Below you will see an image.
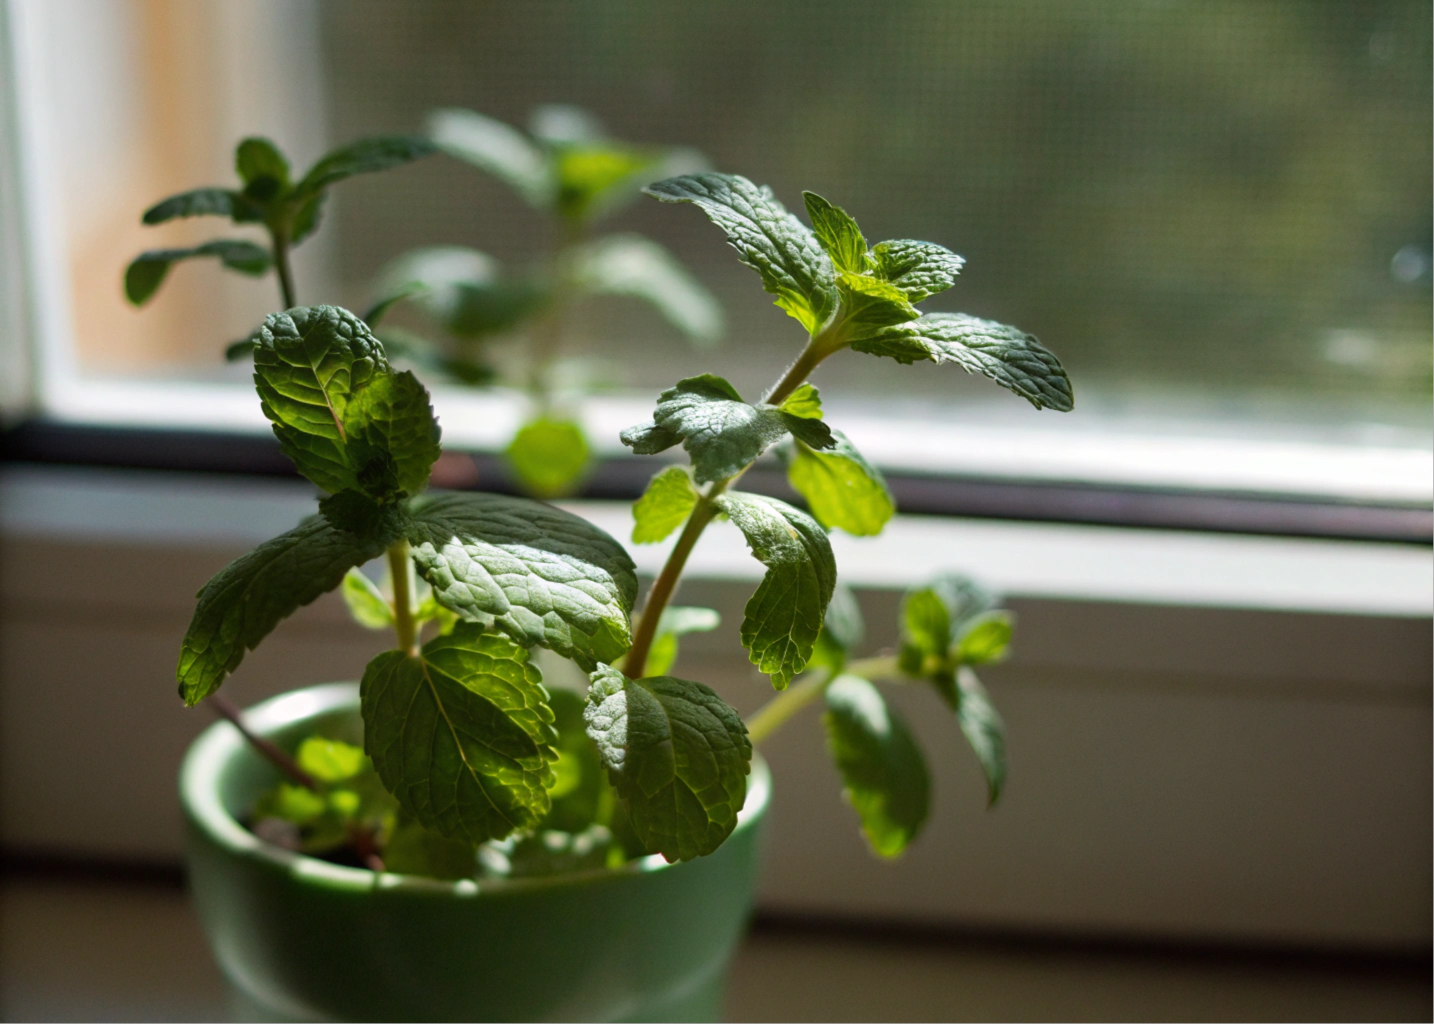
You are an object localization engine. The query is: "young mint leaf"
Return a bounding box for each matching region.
[342,369,442,500]
[254,783,327,826]
[290,193,326,245]
[781,430,894,537]
[838,272,920,330]
[317,490,410,544]
[141,187,260,225]
[954,610,1013,666]
[253,305,386,494]
[871,239,964,302]
[851,313,1074,412]
[714,492,837,689]
[644,173,837,334]
[177,516,389,705]
[899,586,952,673]
[541,689,609,833]
[224,329,262,363]
[124,240,271,306]
[293,136,435,199]
[823,674,931,857]
[362,624,558,845]
[554,144,660,224]
[806,583,863,674]
[428,107,553,208]
[505,418,591,498]
[341,567,392,630]
[645,605,722,677]
[934,667,1007,806]
[234,137,291,199]
[621,374,831,485]
[631,465,698,544]
[405,492,638,670]
[383,814,478,880]
[777,383,823,420]
[295,737,367,784]
[802,191,870,275]
[570,234,723,345]
[529,104,607,145]
[584,665,750,862]
[929,574,997,634]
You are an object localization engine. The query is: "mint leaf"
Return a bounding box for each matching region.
[295,737,366,783]
[584,665,750,862]
[124,240,271,306]
[802,191,870,275]
[317,490,410,544]
[898,586,952,675]
[406,492,638,670]
[341,567,391,630]
[851,313,1073,412]
[177,516,387,704]
[542,689,609,833]
[645,605,721,677]
[342,369,442,500]
[871,239,964,302]
[253,305,386,494]
[235,137,291,199]
[838,272,920,330]
[294,136,435,199]
[427,108,552,208]
[621,374,830,485]
[777,383,823,421]
[644,173,836,334]
[529,104,606,145]
[383,815,478,880]
[808,583,863,674]
[782,430,894,537]
[571,234,722,345]
[631,465,698,544]
[362,624,557,844]
[554,144,660,223]
[290,193,326,245]
[936,667,1006,806]
[714,492,837,689]
[823,674,930,857]
[955,610,1013,666]
[505,418,591,498]
[141,188,259,225]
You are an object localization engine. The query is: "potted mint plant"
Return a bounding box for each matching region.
[136,156,1070,1020]
[365,104,722,497]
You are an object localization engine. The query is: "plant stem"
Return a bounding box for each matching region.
[624,494,721,677]
[844,654,901,681]
[387,540,418,656]
[744,669,832,746]
[207,694,319,790]
[271,227,297,309]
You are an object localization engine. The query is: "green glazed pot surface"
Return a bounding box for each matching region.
[181,682,770,1023]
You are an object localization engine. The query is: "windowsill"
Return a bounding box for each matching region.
[3,463,1429,619]
[35,374,1434,506]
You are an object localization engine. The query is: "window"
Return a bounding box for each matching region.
[3,0,1430,518]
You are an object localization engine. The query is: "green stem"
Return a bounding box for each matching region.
[271,226,297,309]
[387,540,418,656]
[625,333,840,678]
[624,494,721,677]
[744,669,832,746]
[844,655,900,681]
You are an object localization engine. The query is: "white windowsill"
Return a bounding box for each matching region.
[3,463,1429,618]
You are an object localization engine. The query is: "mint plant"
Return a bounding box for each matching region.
[599,172,1073,858]
[162,164,1070,878]
[124,134,433,329]
[365,105,721,497]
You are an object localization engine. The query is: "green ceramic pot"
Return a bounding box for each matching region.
[180,682,770,1023]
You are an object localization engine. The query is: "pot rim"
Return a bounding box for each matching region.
[180,681,772,897]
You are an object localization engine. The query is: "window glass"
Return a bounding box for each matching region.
[17,0,1434,450]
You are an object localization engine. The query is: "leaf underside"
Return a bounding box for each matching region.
[715,492,837,689]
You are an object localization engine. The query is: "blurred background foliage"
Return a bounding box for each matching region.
[317,0,1431,432]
